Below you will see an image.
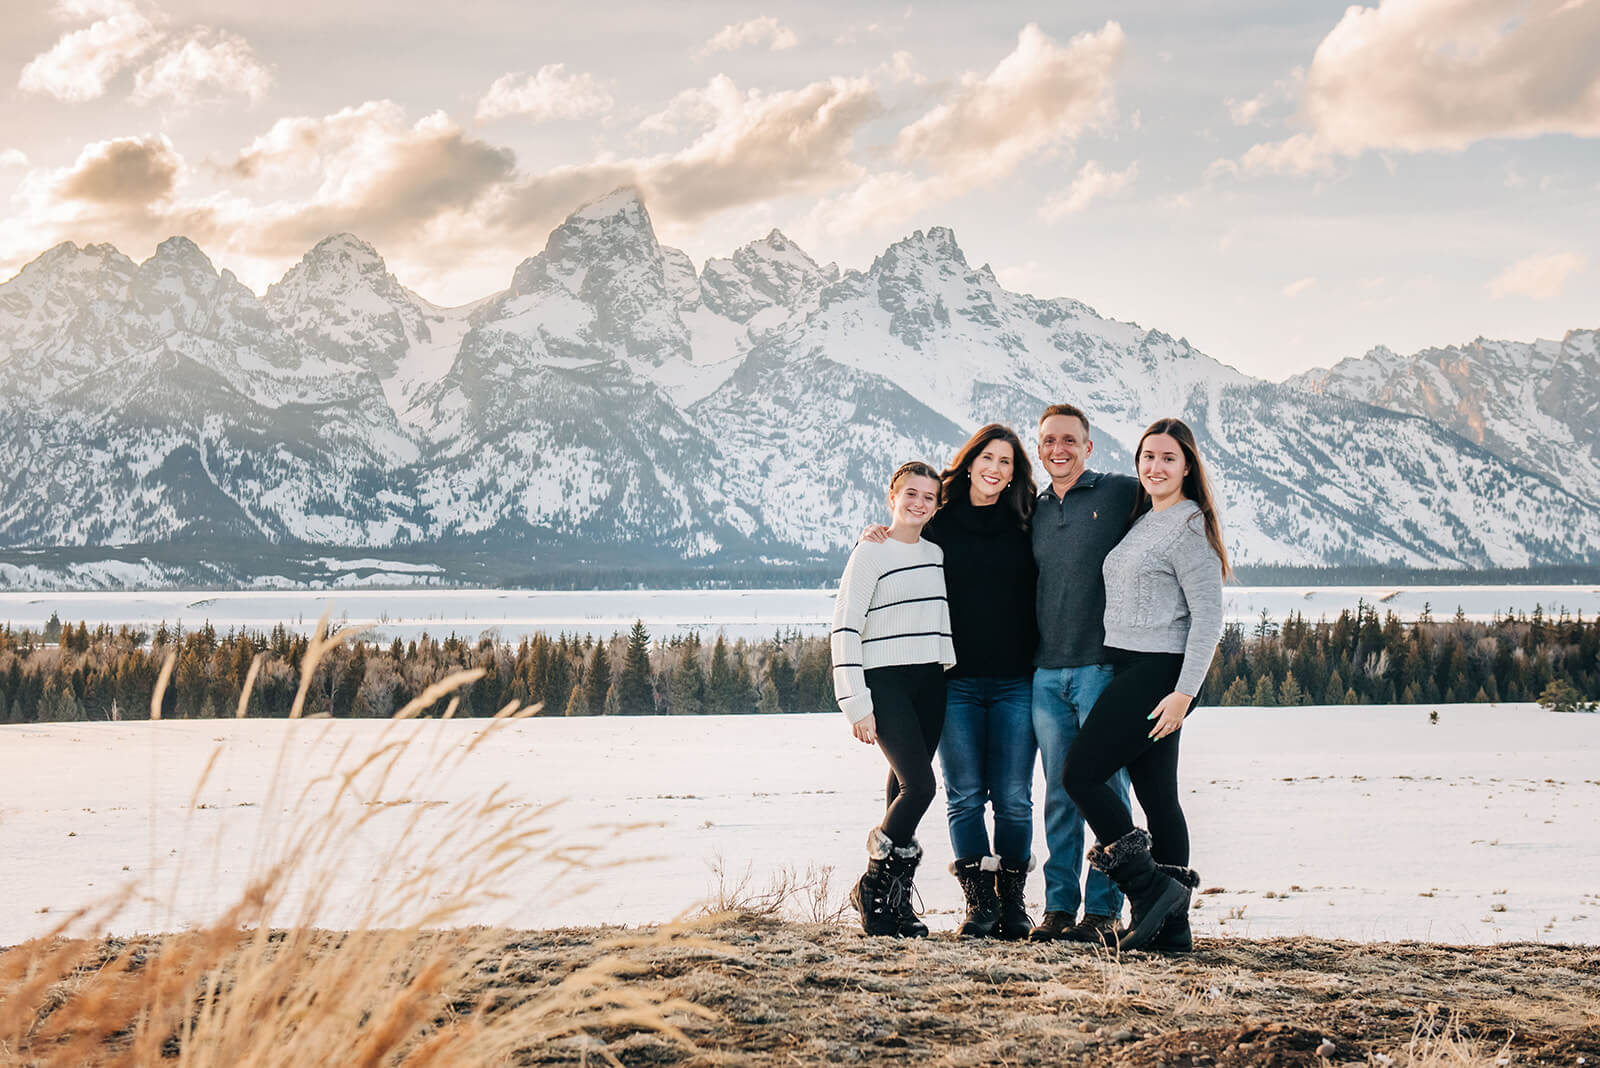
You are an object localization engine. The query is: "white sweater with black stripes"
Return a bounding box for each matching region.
[830,536,957,723]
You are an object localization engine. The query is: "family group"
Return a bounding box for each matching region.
[830,405,1230,953]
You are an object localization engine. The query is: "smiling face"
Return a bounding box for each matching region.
[1037,412,1092,493]
[967,438,1015,506]
[1138,431,1190,508]
[887,473,941,537]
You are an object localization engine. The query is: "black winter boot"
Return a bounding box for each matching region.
[1086,829,1190,952]
[993,857,1035,940]
[1062,912,1121,946]
[950,856,1002,938]
[1149,864,1201,953]
[886,839,929,938]
[850,828,901,936]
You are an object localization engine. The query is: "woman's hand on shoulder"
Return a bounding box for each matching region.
[859,525,889,544]
[1147,691,1192,740]
[852,713,878,744]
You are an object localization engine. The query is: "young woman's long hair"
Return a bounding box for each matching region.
[940,423,1036,529]
[1133,417,1233,580]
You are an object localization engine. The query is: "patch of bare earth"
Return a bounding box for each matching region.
[5,919,1596,1065]
[485,917,1599,1066]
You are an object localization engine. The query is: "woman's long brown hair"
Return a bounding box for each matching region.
[940,423,1036,529]
[1133,417,1233,580]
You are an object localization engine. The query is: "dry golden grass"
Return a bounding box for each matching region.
[0,609,717,1067]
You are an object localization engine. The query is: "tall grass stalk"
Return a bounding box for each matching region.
[0,608,714,1065]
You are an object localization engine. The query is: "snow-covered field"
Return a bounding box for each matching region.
[3,585,1597,642]
[2,704,1596,947]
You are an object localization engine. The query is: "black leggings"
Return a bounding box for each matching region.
[866,663,947,846]
[1061,650,1190,866]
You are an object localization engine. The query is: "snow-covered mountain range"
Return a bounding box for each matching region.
[1287,331,1600,506]
[1,188,1596,588]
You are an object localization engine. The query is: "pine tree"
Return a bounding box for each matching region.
[615,621,656,716]
[333,645,365,717]
[1278,671,1304,706]
[582,642,610,717]
[38,669,80,723]
[766,651,797,714]
[1219,677,1250,706]
[174,648,205,719]
[707,635,735,715]
[43,612,62,645]
[729,648,757,714]
[1251,674,1277,706]
[669,641,706,715]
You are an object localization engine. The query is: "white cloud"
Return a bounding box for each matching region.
[0,149,29,169]
[1486,252,1586,299]
[1039,161,1138,221]
[18,0,272,108]
[799,23,1124,241]
[623,74,877,222]
[1228,94,1268,126]
[893,22,1124,182]
[1236,132,1338,176]
[475,65,614,123]
[702,16,798,55]
[130,28,271,106]
[18,0,161,102]
[1283,276,1316,298]
[1230,0,1600,176]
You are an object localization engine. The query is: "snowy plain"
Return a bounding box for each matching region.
[2,704,1596,948]
[3,585,1598,643]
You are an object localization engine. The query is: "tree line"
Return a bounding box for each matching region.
[1,601,1596,724]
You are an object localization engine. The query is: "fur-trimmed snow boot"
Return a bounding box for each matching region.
[1085,829,1190,952]
[850,828,901,936]
[886,838,929,938]
[993,856,1036,940]
[1149,864,1201,953]
[950,856,1002,938]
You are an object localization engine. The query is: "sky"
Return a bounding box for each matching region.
[1,0,1596,381]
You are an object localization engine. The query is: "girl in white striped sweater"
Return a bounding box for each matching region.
[832,460,957,936]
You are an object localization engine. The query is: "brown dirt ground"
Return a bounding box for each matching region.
[487,916,1600,1067]
[6,917,1597,1066]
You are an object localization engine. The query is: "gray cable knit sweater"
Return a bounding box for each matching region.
[1100,499,1224,696]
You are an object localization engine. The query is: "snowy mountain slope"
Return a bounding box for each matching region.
[691,224,1599,565]
[1,186,1596,583]
[1287,330,1600,505]
[0,238,423,548]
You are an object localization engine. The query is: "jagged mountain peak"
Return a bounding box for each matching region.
[882,226,966,265]
[8,241,135,286]
[310,232,383,260]
[570,185,650,224]
[148,235,215,271]
[267,233,405,306]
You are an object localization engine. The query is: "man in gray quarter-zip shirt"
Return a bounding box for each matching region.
[1025,403,1139,944]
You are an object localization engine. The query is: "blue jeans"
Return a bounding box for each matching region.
[1033,665,1129,917]
[937,675,1036,865]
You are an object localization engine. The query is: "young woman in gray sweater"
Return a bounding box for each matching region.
[1062,417,1230,952]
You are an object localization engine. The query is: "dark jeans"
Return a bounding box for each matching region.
[937,674,1035,864]
[1061,649,1190,867]
[866,662,947,846]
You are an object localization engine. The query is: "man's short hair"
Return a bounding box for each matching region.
[1039,403,1090,439]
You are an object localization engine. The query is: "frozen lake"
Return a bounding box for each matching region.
[2,703,1596,947]
[3,585,1598,642]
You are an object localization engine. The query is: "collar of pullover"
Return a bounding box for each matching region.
[1039,470,1104,503]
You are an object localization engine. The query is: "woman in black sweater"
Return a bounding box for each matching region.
[864,424,1039,937]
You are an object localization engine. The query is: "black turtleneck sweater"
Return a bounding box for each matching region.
[922,492,1038,679]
